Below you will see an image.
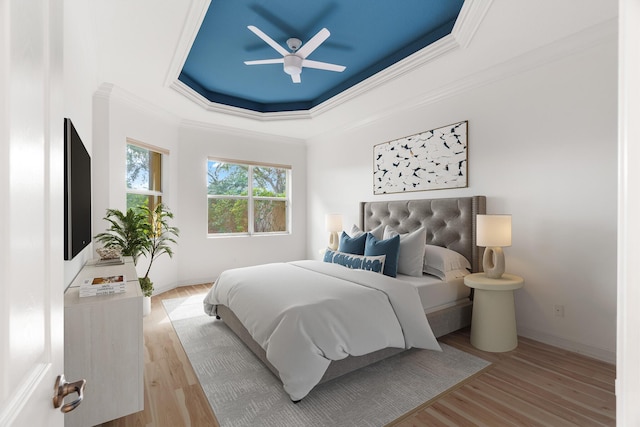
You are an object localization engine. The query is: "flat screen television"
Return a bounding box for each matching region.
[64,118,92,260]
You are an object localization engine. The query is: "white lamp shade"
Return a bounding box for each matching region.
[325,214,343,233]
[477,214,512,247]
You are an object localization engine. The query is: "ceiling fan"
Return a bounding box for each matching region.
[244,25,346,83]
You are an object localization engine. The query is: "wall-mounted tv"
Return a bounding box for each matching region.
[64,118,92,260]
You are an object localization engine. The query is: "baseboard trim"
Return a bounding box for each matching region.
[518,327,615,365]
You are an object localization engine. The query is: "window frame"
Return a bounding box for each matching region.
[126,138,168,211]
[207,157,291,237]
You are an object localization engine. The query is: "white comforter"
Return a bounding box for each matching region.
[203,260,441,401]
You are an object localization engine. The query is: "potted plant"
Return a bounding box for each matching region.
[94,208,149,265]
[94,204,179,315]
[138,203,180,299]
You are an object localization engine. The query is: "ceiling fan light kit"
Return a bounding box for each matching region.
[283,55,302,76]
[244,25,346,83]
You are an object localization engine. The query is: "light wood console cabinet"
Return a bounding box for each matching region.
[64,257,143,426]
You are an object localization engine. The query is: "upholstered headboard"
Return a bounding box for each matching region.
[359,196,486,273]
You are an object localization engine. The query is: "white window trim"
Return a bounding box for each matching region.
[126,188,163,197]
[207,158,291,237]
[127,137,170,156]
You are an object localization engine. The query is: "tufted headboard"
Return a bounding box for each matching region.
[359,196,486,273]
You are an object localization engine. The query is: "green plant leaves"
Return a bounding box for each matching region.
[94,204,179,296]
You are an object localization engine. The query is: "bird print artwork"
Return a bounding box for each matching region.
[373,121,467,194]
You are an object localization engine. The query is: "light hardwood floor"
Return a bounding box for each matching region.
[100,284,615,427]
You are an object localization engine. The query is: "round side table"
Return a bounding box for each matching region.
[464,273,524,352]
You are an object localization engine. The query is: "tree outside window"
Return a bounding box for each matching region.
[207,159,290,235]
[126,142,163,210]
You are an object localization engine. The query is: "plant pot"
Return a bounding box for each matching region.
[138,277,153,317]
[142,295,151,317]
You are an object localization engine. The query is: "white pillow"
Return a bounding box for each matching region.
[423,245,471,281]
[349,223,384,240]
[383,226,426,277]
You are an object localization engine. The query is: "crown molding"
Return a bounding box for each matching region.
[96,81,304,143]
[95,82,180,124]
[407,17,617,111]
[309,18,617,141]
[309,34,461,118]
[170,79,312,121]
[180,117,305,145]
[165,0,493,121]
[93,82,115,100]
[163,0,211,88]
[451,0,493,48]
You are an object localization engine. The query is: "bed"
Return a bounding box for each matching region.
[203,195,486,401]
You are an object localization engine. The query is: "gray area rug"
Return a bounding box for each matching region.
[164,295,490,427]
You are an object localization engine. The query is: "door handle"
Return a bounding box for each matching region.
[52,374,86,413]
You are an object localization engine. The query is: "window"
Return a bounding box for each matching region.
[207,159,290,235]
[126,140,166,210]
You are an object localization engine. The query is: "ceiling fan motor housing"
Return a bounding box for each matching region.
[286,37,301,51]
[283,55,302,75]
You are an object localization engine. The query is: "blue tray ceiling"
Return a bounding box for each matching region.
[179,0,464,113]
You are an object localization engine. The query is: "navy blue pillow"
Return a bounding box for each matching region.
[364,233,400,277]
[338,231,367,255]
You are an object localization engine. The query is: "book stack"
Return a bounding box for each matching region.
[80,275,126,297]
[94,256,124,266]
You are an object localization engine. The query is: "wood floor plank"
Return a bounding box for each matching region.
[99,284,615,427]
[478,372,601,426]
[457,377,569,427]
[496,356,615,416]
[435,392,519,427]
[452,382,551,427]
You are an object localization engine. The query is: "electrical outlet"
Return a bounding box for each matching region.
[554,304,565,318]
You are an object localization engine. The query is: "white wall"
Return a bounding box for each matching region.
[176,122,307,286]
[92,84,181,294]
[62,0,100,285]
[307,36,618,362]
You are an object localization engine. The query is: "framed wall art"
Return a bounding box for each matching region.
[373,121,468,194]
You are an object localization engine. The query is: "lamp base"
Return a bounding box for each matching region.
[483,246,505,279]
[328,232,339,251]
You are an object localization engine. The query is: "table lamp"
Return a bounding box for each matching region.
[325,214,342,251]
[477,214,512,279]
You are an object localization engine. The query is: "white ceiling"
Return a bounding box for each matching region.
[88,0,617,140]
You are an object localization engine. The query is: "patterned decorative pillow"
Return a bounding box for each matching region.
[323,249,386,274]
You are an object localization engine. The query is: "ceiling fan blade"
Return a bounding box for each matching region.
[291,74,301,83]
[244,58,284,65]
[247,25,288,56]
[296,28,330,59]
[302,59,345,72]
